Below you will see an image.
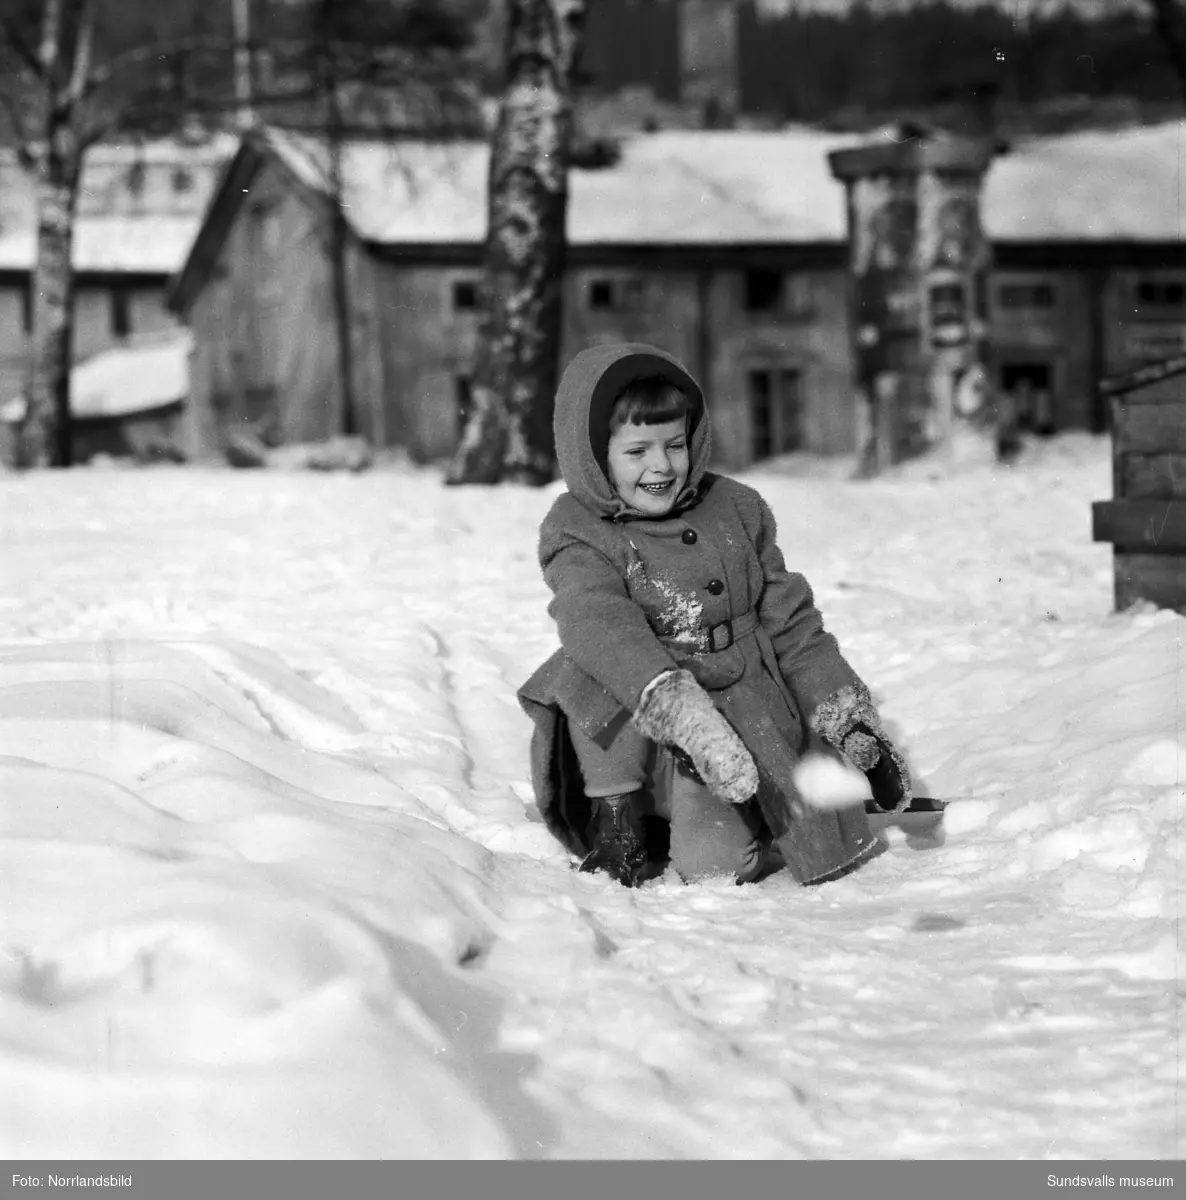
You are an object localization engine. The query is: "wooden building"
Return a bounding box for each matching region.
[0,138,229,412]
[169,122,1186,469]
[1093,353,1186,612]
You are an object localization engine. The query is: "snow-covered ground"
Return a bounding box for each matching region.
[0,433,1178,1160]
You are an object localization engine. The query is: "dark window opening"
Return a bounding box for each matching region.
[21,283,32,333]
[587,277,649,312]
[748,368,803,461]
[1000,361,1054,435]
[745,269,784,312]
[997,282,1057,310]
[452,280,479,310]
[455,376,473,436]
[171,166,193,193]
[1136,280,1186,308]
[587,279,616,310]
[750,371,772,459]
[125,160,146,197]
[110,287,132,338]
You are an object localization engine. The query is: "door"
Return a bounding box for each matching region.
[999,360,1054,434]
[748,367,804,462]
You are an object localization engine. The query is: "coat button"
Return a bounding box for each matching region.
[681,529,697,545]
[706,578,724,595]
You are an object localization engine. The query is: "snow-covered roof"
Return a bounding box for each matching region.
[983,122,1186,242]
[263,126,859,245]
[2,120,1181,281]
[259,120,1186,248]
[1,331,192,422]
[0,137,233,275]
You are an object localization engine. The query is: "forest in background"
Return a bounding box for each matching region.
[0,1,1180,144]
[580,0,1184,132]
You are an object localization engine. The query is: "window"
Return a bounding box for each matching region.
[110,287,132,337]
[748,368,803,461]
[125,160,146,197]
[997,282,1057,310]
[588,279,614,310]
[586,277,649,312]
[744,269,784,313]
[171,166,194,194]
[22,283,32,333]
[999,362,1055,435]
[1136,279,1186,308]
[455,375,473,435]
[452,280,479,311]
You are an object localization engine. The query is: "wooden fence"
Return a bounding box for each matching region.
[1092,353,1186,612]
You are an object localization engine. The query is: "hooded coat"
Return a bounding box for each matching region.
[518,343,877,884]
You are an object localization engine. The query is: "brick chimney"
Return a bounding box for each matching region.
[678,0,739,128]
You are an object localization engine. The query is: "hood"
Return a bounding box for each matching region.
[553,343,712,520]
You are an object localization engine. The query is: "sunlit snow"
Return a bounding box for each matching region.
[0,433,1178,1159]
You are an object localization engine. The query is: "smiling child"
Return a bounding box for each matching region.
[518,343,913,887]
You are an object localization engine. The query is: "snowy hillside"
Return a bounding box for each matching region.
[0,433,1178,1159]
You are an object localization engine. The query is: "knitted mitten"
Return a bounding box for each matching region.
[633,669,759,805]
[809,682,912,813]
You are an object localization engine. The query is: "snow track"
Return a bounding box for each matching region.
[0,439,1179,1158]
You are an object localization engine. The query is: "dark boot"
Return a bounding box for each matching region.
[579,791,648,887]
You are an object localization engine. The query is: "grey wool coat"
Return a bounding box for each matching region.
[518,343,877,883]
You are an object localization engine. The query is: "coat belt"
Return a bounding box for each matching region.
[661,608,761,655]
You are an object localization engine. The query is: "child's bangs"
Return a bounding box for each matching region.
[610,379,693,430]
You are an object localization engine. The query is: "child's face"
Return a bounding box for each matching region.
[606,417,690,517]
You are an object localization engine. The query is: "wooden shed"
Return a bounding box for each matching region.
[1092,354,1186,611]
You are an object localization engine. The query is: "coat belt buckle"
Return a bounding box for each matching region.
[707,619,734,652]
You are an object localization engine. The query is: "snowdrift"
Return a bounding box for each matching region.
[0,641,515,1158]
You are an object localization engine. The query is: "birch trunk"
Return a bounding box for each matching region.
[20,132,81,468]
[445,0,587,486]
[17,0,91,468]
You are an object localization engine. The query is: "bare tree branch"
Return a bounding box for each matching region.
[64,0,95,107]
[0,84,37,166]
[38,0,62,79]
[0,14,47,79]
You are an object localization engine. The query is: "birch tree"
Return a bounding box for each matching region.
[446,0,588,486]
[3,0,95,467]
[0,0,235,467]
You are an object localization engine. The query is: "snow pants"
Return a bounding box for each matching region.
[567,715,765,882]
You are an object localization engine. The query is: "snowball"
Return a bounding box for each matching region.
[792,752,872,810]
